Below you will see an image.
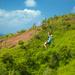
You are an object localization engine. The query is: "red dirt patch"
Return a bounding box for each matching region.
[0,29,36,48]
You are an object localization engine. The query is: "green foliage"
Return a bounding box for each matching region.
[57,60,75,75]
[18,40,27,49]
[49,52,59,69]
[59,46,72,65]
[0,63,8,75]
[17,29,26,34]
[0,14,75,75]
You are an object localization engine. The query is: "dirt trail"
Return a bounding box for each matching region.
[0,29,36,48]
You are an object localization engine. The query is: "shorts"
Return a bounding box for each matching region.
[45,41,51,45]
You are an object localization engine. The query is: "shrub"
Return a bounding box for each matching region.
[2,53,14,70]
[49,52,60,69]
[17,30,26,34]
[59,46,72,65]
[18,40,26,49]
[0,63,8,75]
[18,40,24,45]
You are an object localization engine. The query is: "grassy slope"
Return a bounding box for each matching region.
[0,14,75,75]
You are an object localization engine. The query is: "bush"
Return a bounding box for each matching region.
[18,40,26,49]
[49,52,60,69]
[0,63,8,75]
[59,46,72,65]
[2,53,14,70]
[17,30,26,34]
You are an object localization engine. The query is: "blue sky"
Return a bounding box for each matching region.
[0,0,75,34]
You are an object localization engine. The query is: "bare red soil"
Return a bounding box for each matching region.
[0,29,36,48]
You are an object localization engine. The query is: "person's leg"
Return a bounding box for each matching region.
[44,41,47,48]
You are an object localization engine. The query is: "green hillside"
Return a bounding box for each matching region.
[0,14,75,75]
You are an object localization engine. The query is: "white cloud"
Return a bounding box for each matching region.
[0,9,41,25]
[24,0,36,7]
[0,9,42,33]
[72,6,75,13]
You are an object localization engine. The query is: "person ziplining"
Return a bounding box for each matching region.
[44,32,53,48]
